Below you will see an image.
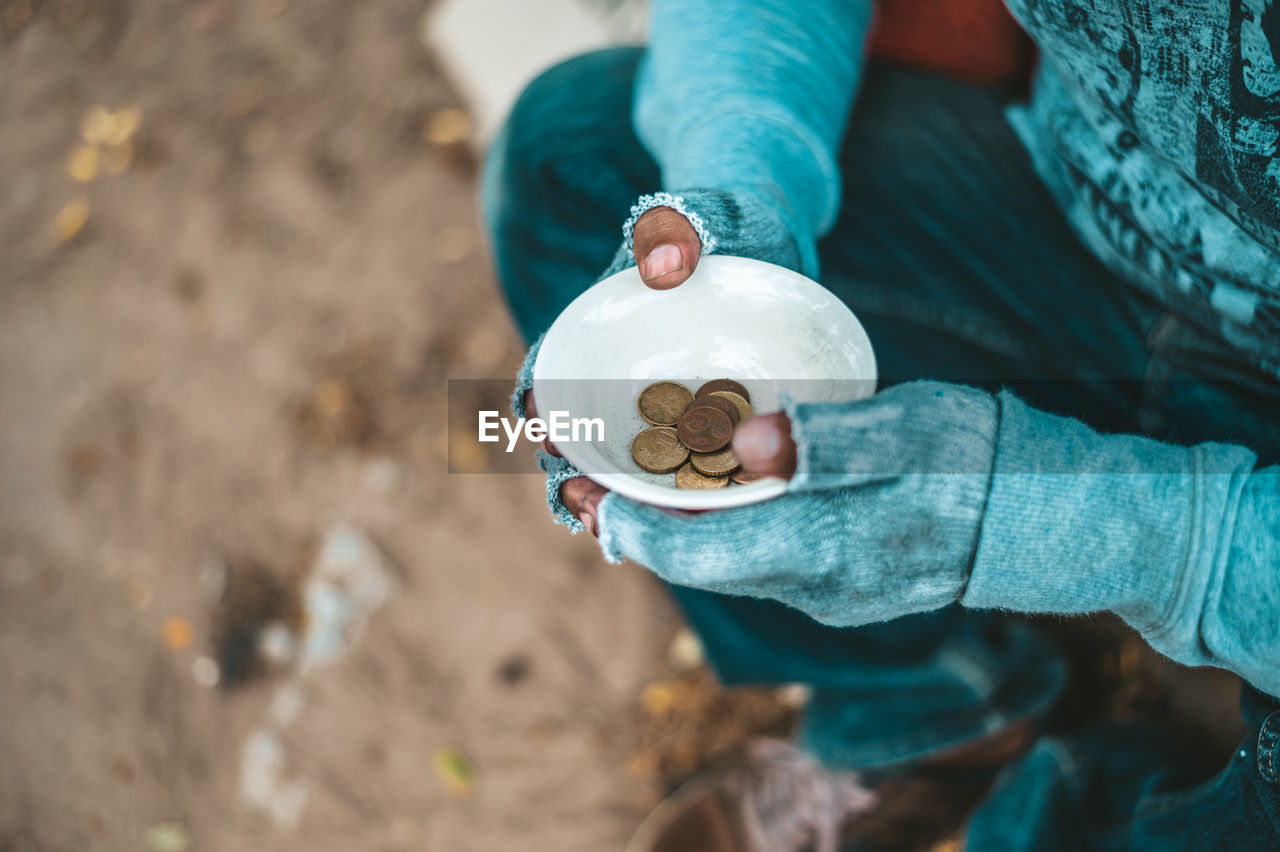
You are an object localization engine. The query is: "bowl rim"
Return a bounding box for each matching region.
[532,255,876,510]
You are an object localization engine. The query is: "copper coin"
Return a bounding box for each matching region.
[676,406,733,453]
[710,390,752,422]
[675,461,728,490]
[685,392,739,425]
[637,381,693,426]
[730,469,769,485]
[631,426,689,473]
[696,379,750,403]
[690,446,740,476]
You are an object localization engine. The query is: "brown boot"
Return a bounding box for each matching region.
[627,739,875,852]
[627,723,1034,852]
[841,720,1034,851]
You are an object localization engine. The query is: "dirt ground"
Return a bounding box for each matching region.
[0,2,719,849]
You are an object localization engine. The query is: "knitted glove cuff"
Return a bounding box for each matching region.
[538,450,588,533]
[512,337,587,533]
[621,188,815,277]
[622,191,718,262]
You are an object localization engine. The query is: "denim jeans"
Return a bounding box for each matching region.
[482,48,1280,849]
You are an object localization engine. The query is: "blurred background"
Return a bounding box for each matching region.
[0,1,804,849]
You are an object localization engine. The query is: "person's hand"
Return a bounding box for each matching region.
[519,386,611,533]
[517,188,813,533]
[631,205,702,289]
[594,381,1001,628]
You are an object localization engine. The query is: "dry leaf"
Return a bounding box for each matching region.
[67,145,100,182]
[162,616,194,651]
[640,680,681,716]
[312,378,351,418]
[447,437,488,474]
[80,105,114,145]
[667,627,705,671]
[422,108,472,147]
[103,104,142,147]
[432,746,475,797]
[145,822,190,852]
[54,196,90,242]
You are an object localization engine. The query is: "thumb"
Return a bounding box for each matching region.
[732,412,797,479]
[632,206,701,289]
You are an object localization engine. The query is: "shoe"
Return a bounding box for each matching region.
[626,739,876,852]
[841,720,1033,851]
[627,722,1033,852]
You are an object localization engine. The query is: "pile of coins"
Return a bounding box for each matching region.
[630,379,766,489]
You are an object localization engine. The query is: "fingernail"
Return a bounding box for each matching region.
[733,418,781,468]
[643,244,682,280]
[578,511,596,536]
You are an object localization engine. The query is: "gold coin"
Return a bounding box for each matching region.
[631,426,689,473]
[690,446,740,476]
[638,381,693,426]
[710,390,752,422]
[730,469,769,485]
[686,392,740,425]
[677,405,733,452]
[675,462,728,490]
[696,378,751,402]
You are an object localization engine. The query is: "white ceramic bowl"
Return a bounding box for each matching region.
[533,255,877,509]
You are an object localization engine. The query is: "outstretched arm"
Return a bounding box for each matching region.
[595,383,1280,698]
[963,395,1280,696]
[634,0,872,277]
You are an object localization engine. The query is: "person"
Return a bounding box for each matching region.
[481,0,1280,848]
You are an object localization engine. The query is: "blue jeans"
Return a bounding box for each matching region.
[483,48,1280,849]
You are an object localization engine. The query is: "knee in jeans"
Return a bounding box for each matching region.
[488,47,643,190]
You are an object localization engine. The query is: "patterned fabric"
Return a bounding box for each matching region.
[1003,0,1280,374]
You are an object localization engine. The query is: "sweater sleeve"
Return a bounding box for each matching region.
[963,391,1280,697]
[633,0,872,273]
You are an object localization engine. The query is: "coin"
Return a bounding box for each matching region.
[675,461,729,489]
[677,406,734,453]
[696,379,750,403]
[690,446,740,476]
[730,469,769,484]
[638,381,694,426]
[686,392,740,425]
[710,390,752,422]
[631,426,689,473]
